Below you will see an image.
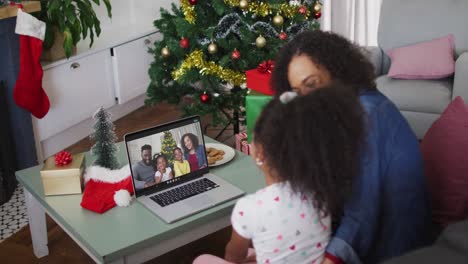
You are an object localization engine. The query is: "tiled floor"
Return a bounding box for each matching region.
[0,185,28,242]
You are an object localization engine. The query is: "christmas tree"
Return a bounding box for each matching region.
[146,0,322,129]
[90,107,119,170]
[161,131,178,166]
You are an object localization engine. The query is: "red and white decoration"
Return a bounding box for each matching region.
[235,132,251,156]
[14,9,50,119]
[80,165,134,214]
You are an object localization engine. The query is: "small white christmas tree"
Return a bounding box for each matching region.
[90,107,119,170]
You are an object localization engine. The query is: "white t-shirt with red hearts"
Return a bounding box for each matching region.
[231,182,331,264]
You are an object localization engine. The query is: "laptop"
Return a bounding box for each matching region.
[124,116,245,223]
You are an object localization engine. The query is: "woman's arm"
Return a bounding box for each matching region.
[225,229,250,263]
[325,108,382,264]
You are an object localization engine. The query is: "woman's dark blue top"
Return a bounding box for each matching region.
[325,90,432,264]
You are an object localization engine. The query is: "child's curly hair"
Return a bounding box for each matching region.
[271,30,376,95]
[254,84,365,219]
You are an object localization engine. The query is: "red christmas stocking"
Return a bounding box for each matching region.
[13,9,50,119]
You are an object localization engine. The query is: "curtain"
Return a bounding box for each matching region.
[322,0,382,46]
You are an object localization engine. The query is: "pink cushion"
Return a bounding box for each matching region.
[421,96,468,226]
[387,35,455,79]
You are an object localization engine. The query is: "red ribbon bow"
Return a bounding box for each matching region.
[257,60,275,74]
[55,150,73,166]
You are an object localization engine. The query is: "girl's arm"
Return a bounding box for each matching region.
[154,172,162,184]
[225,229,250,263]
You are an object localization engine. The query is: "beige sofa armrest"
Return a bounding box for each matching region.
[453,52,468,101]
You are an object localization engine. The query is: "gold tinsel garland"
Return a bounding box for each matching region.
[224,0,305,19]
[181,0,196,24]
[172,50,246,86]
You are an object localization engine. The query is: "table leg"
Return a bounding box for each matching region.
[24,187,49,258]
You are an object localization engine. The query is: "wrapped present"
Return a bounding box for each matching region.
[245,60,275,95]
[40,153,86,196]
[235,132,248,152]
[235,131,252,155]
[246,91,272,142]
[241,140,252,156]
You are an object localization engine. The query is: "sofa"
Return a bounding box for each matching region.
[365,0,468,139]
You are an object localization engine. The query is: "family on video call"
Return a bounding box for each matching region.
[132,132,207,190]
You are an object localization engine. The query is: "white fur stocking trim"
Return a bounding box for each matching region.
[15,9,46,40]
[84,164,131,183]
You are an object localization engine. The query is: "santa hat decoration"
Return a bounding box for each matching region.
[81,165,135,214]
[14,8,50,118]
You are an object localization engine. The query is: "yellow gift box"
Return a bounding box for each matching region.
[40,153,86,196]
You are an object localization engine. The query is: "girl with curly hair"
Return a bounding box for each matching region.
[194,85,365,264]
[271,30,431,264]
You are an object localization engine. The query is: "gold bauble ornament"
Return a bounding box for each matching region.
[208,43,218,54]
[273,14,284,27]
[239,0,249,10]
[161,47,170,58]
[256,35,267,48]
[313,1,322,13]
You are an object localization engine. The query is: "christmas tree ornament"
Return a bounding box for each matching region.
[13,9,50,119]
[239,0,249,10]
[208,42,218,54]
[180,37,190,49]
[161,47,171,57]
[313,1,322,13]
[273,14,284,27]
[279,31,288,41]
[314,11,322,19]
[200,92,210,103]
[231,49,241,60]
[298,5,307,15]
[188,0,198,5]
[256,35,267,48]
[213,93,220,97]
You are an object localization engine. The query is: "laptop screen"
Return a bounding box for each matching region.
[125,116,209,197]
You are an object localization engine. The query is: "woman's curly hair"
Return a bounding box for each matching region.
[271,30,376,95]
[254,84,365,219]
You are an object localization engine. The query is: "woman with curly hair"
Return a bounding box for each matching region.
[271,30,431,264]
[181,133,207,171]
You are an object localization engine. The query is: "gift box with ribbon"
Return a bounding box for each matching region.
[246,91,273,142]
[235,132,252,156]
[40,152,86,196]
[245,60,275,95]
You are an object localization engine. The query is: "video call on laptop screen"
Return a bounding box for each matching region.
[126,117,208,193]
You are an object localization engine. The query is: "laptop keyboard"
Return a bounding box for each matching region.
[150,178,220,207]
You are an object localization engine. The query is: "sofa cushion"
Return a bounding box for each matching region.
[421,97,468,227]
[387,35,455,79]
[376,75,452,114]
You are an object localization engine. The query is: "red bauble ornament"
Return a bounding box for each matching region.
[188,0,198,5]
[279,31,288,41]
[231,49,241,60]
[180,38,189,49]
[314,12,322,19]
[55,150,73,166]
[200,92,210,103]
[298,6,307,15]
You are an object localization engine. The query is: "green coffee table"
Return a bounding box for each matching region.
[16,137,264,263]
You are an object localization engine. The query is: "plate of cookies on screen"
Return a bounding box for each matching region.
[205,143,236,167]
